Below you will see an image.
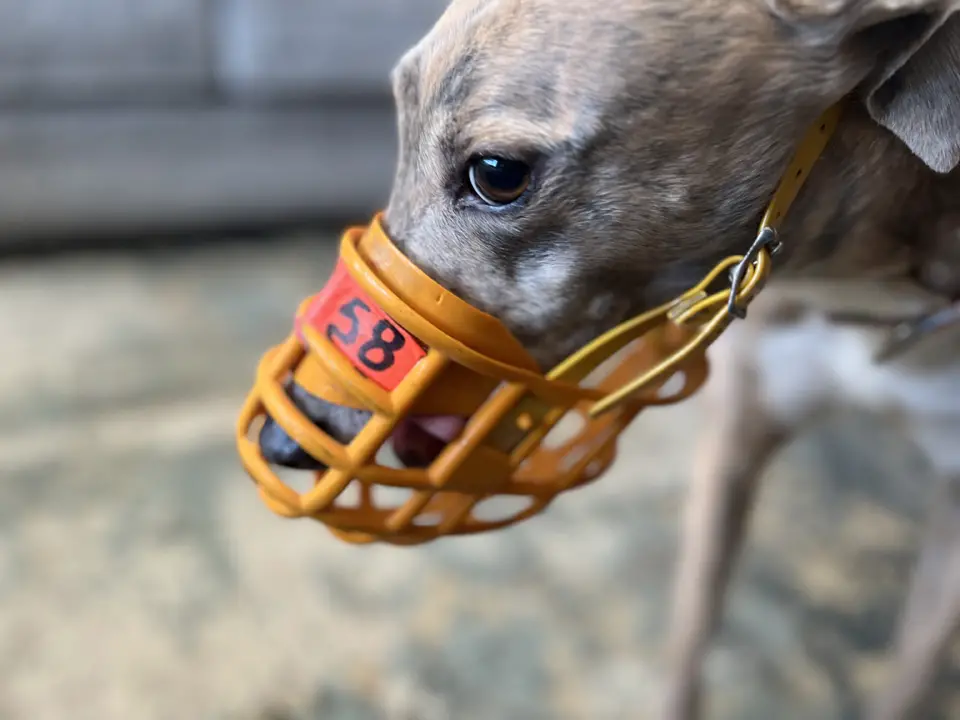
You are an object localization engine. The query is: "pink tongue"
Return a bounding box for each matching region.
[411,415,467,442]
[390,415,467,468]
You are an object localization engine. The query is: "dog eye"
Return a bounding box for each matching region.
[467,156,531,206]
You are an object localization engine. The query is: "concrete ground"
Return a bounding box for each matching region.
[0,232,956,720]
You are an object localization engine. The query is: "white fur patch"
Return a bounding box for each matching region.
[747,293,960,474]
[508,248,580,329]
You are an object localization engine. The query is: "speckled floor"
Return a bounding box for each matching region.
[0,234,956,720]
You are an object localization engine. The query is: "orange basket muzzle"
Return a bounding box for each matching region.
[236,214,771,546]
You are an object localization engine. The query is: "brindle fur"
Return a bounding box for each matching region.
[259,1,960,716]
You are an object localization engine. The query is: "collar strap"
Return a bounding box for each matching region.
[761,103,843,231]
[729,102,844,318]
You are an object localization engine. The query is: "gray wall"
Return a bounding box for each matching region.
[0,0,449,244]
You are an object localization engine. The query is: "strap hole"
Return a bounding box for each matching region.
[413,512,444,527]
[560,446,587,472]
[657,371,687,399]
[542,411,587,450]
[472,496,534,523]
[582,343,636,389]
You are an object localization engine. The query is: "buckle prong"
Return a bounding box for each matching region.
[726,226,780,320]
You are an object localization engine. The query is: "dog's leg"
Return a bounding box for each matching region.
[869,473,960,720]
[662,315,806,720]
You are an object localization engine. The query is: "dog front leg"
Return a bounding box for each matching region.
[661,325,793,720]
[869,474,960,720]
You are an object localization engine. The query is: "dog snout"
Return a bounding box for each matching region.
[258,416,327,470]
[257,383,372,470]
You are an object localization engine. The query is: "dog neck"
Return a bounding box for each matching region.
[777,101,960,298]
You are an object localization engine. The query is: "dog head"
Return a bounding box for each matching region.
[260,0,960,469]
[384,0,959,365]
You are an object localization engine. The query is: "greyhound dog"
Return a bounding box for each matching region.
[258,0,960,716]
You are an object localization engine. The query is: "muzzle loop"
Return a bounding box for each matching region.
[585,245,772,417]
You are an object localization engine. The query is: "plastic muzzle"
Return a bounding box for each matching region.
[235,214,779,546]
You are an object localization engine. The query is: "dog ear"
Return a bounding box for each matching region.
[769,0,960,173]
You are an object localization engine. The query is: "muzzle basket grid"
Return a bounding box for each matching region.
[237,216,772,546]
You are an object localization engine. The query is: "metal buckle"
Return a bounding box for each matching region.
[726,226,781,320]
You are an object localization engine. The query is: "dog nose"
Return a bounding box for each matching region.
[258,416,328,470]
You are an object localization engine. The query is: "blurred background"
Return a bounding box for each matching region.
[0,1,956,718]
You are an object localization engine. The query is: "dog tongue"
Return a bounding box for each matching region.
[391,415,467,468]
[411,415,467,442]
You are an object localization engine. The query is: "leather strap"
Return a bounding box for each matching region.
[760,103,844,232]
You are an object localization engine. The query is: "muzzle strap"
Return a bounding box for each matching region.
[583,102,844,416]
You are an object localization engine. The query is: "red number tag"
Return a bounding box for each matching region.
[295,260,427,391]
